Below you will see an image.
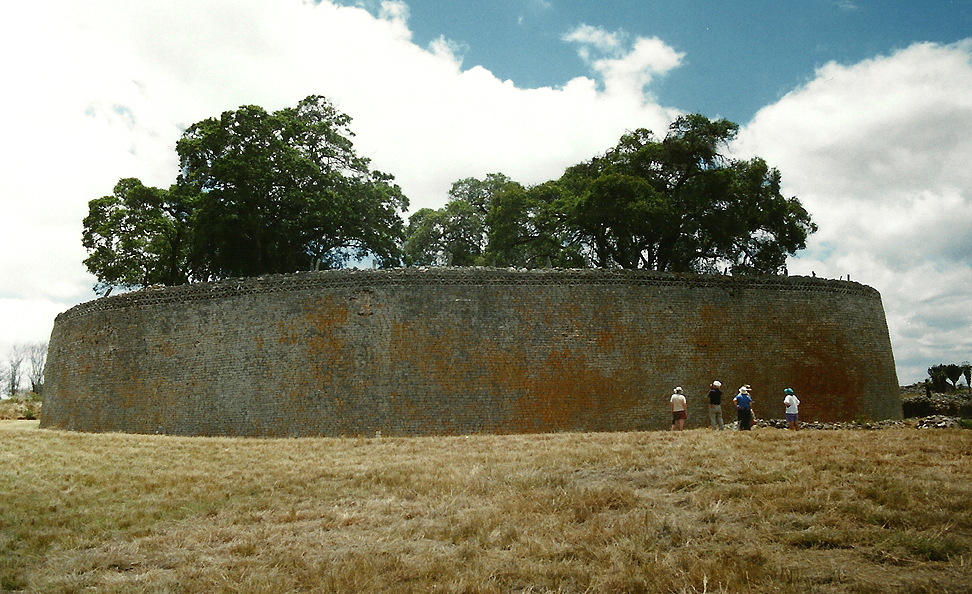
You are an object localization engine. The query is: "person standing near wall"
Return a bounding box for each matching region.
[670,386,687,431]
[783,388,800,430]
[708,380,724,430]
[734,386,753,430]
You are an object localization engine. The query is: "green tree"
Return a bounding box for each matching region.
[403,174,516,266]
[83,96,408,293]
[484,181,587,268]
[177,95,408,279]
[402,201,483,266]
[82,178,192,294]
[433,115,816,273]
[402,208,445,266]
[558,114,817,273]
[928,364,950,392]
[944,363,965,391]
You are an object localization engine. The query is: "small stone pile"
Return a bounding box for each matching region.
[913,415,964,429]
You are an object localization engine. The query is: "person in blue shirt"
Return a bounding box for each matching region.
[733,386,754,430]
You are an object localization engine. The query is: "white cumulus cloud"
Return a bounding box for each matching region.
[563,24,685,99]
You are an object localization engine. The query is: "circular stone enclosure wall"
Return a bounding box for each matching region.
[40,268,901,436]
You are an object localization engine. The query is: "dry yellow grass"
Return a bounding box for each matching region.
[0,400,40,421]
[2,420,971,593]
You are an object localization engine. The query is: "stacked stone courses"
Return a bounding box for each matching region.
[40,268,901,437]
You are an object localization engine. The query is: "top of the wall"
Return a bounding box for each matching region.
[58,268,879,322]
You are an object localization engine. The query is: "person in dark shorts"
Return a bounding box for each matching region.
[670,386,687,431]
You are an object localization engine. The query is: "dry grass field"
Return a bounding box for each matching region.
[2,420,971,594]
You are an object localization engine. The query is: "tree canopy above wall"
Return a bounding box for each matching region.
[405,115,817,275]
[82,96,408,295]
[83,104,815,296]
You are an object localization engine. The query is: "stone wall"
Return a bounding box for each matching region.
[40,268,901,436]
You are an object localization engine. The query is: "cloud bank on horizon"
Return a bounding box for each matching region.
[1,0,969,385]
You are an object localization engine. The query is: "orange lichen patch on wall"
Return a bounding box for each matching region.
[411,323,474,385]
[280,295,346,349]
[278,295,349,388]
[513,349,619,433]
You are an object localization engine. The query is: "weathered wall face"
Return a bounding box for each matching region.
[40,269,901,436]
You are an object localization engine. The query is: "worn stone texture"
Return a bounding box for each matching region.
[40,268,901,436]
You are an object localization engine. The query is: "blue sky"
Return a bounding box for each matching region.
[1,0,971,386]
[392,0,972,122]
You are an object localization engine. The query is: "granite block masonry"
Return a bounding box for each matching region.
[40,268,901,436]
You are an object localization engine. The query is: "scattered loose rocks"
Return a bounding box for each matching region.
[901,393,972,418]
[912,415,965,429]
[750,416,966,430]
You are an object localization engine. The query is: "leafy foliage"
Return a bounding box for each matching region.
[404,114,816,274]
[82,178,192,293]
[83,96,408,294]
[404,174,517,266]
[485,181,588,268]
[87,109,814,293]
[560,114,816,273]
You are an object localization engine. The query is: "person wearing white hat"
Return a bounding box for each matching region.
[670,386,687,431]
[733,386,754,430]
[707,380,724,430]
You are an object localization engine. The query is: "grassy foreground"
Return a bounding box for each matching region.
[2,421,971,593]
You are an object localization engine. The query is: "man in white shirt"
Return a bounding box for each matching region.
[783,388,800,431]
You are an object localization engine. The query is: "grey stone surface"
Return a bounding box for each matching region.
[41,268,901,436]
